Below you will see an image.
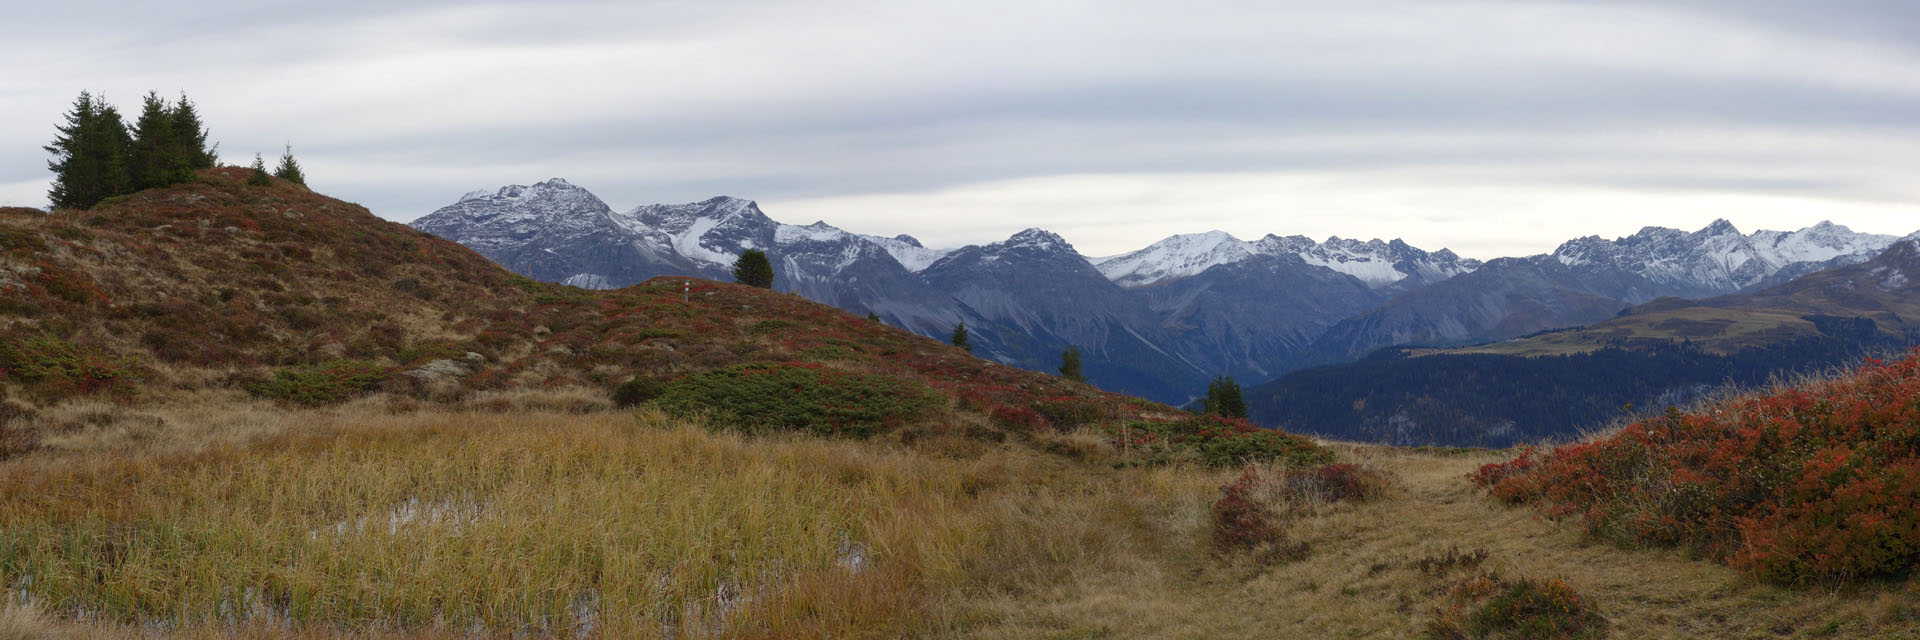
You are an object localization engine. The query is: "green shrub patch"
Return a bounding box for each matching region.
[0,334,138,396]
[1107,415,1333,467]
[247,359,388,406]
[657,361,943,437]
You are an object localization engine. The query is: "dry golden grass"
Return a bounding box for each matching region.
[2,398,1916,639]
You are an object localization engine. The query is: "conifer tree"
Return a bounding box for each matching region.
[273,142,305,185]
[169,92,216,169]
[129,91,190,191]
[731,249,774,288]
[1059,346,1085,382]
[248,153,271,186]
[950,322,971,353]
[44,91,132,210]
[1204,375,1248,419]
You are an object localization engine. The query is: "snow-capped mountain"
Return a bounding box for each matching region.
[1552,219,1897,297]
[1302,219,1901,364]
[410,179,709,288]
[1093,231,1480,290]
[415,178,612,255]
[1093,231,1259,287]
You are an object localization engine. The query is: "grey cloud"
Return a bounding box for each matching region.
[3,0,1918,249]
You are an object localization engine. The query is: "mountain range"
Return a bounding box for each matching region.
[411,179,1907,404]
[1245,233,1920,446]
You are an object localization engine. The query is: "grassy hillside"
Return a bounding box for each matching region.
[2,173,1917,637]
[0,167,1318,453]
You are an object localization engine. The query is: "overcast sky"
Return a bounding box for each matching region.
[4,1,1919,258]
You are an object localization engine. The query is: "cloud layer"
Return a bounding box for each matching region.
[4,0,1918,257]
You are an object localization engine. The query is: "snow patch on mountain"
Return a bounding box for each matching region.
[1750,221,1895,267]
[1299,238,1411,287]
[1093,231,1256,287]
[1098,231,1473,289]
[863,234,951,272]
[562,273,617,290]
[775,221,847,245]
[669,216,734,265]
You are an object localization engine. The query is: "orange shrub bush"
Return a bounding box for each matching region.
[1473,351,1920,584]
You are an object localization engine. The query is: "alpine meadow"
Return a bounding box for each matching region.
[9,3,1920,638]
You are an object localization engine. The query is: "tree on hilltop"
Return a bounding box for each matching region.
[1204,375,1247,419]
[273,142,305,185]
[951,322,971,353]
[169,92,217,169]
[44,91,132,210]
[129,91,191,191]
[1059,346,1085,383]
[248,153,271,186]
[732,249,774,288]
[46,90,221,210]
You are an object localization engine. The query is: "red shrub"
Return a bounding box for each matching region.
[1212,467,1282,552]
[989,404,1052,432]
[1473,352,1920,584]
[1283,462,1393,503]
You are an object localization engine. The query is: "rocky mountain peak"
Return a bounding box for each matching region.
[1003,228,1072,251]
[1698,218,1741,236]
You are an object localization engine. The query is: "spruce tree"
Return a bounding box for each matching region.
[1204,375,1248,419]
[248,153,271,186]
[129,91,189,191]
[169,92,216,169]
[732,249,774,288]
[44,91,132,210]
[1059,346,1085,383]
[950,322,971,353]
[273,142,305,185]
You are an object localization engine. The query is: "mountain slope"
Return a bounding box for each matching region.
[918,229,1207,400]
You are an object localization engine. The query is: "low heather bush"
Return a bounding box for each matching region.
[1110,415,1333,467]
[1473,352,1920,585]
[611,376,666,408]
[1427,573,1606,640]
[1281,462,1394,503]
[1211,467,1297,558]
[0,335,138,397]
[656,361,943,438]
[247,359,388,406]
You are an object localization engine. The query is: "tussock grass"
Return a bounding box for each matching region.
[0,407,966,637]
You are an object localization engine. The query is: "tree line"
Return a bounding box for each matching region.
[44,90,305,210]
